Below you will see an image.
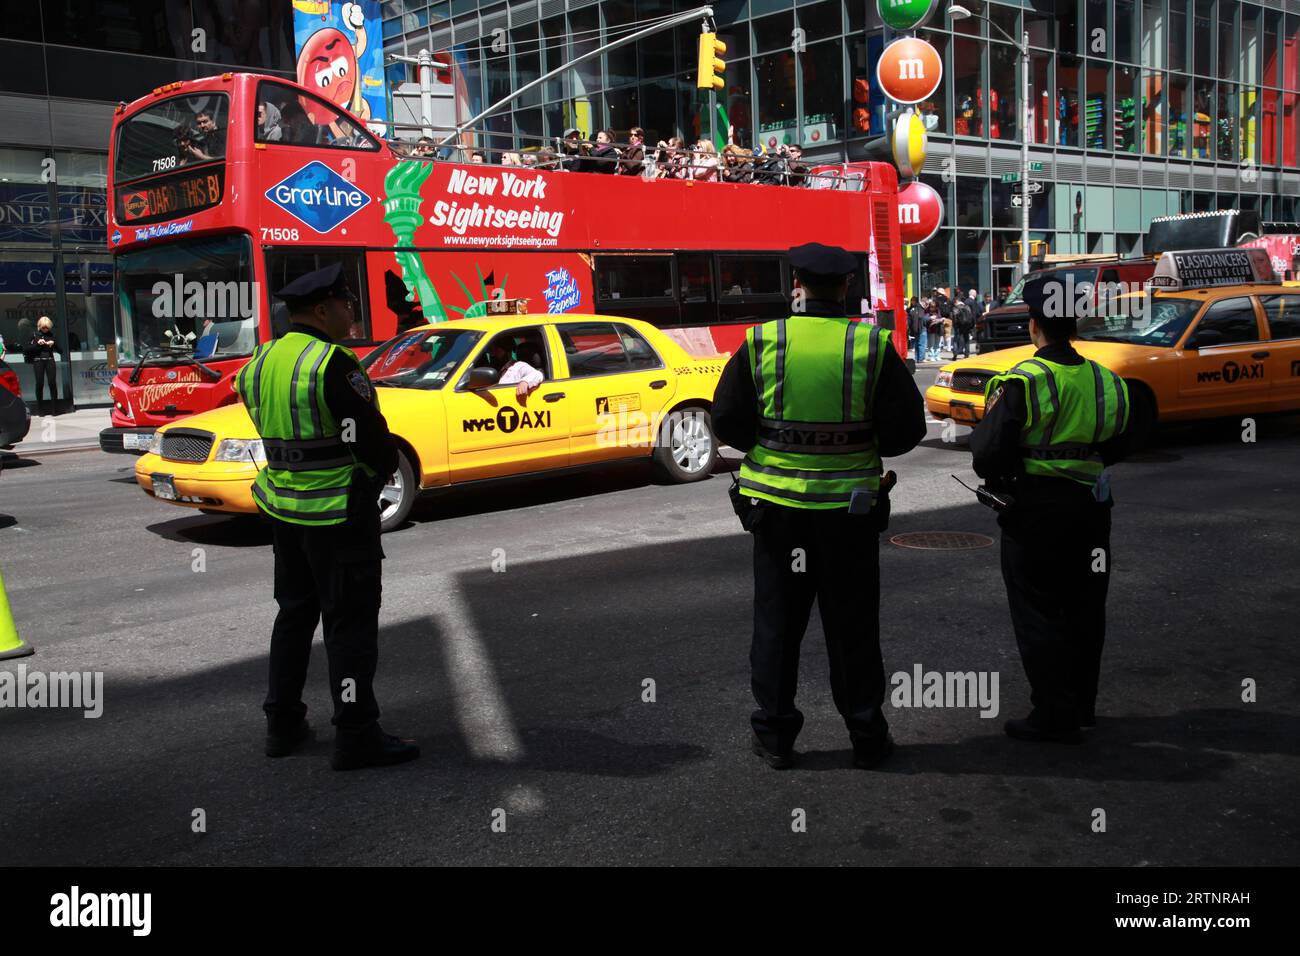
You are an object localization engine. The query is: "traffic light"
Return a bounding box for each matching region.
[696,32,727,91]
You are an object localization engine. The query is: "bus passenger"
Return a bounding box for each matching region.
[690,140,720,182]
[257,102,283,142]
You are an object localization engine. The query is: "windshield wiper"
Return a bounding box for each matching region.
[128,345,222,384]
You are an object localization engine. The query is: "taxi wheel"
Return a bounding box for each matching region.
[653,406,718,483]
[378,452,416,533]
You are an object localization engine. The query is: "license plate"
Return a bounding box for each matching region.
[950,402,977,423]
[124,432,153,450]
[151,474,177,500]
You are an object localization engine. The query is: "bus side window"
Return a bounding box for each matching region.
[255,80,379,151]
[264,249,371,343]
[676,253,716,327]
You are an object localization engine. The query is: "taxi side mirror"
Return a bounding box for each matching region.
[1188,328,1223,349]
[464,366,499,390]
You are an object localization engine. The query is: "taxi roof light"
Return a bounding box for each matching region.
[1148,247,1275,292]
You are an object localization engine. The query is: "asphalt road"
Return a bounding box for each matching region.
[1,369,1297,866]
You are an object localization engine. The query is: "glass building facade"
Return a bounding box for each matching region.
[0,2,296,408]
[384,0,1300,299]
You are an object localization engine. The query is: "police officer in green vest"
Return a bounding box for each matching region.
[713,243,925,770]
[970,275,1138,744]
[235,263,419,771]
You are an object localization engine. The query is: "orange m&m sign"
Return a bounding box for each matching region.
[876,37,943,105]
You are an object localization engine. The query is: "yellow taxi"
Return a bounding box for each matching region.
[926,248,1300,429]
[135,314,727,531]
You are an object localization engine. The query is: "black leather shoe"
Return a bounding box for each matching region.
[751,733,794,770]
[265,718,312,758]
[331,731,420,771]
[852,735,894,769]
[1004,717,1082,744]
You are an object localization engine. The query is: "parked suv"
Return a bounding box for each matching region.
[978,258,1159,352]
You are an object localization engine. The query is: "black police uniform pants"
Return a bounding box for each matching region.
[265,516,383,743]
[750,505,889,752]
[999,502,1112,731]
[32,358,58,412]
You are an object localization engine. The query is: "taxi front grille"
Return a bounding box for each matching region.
[160,429,214,463]
[951,369,996,394]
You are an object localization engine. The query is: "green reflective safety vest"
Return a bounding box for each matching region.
[738,316,890,510]
[234,332,368,526]
[985,356,1129,487]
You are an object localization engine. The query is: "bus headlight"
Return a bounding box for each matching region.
[934,370,953,388]
[214,438,265,463]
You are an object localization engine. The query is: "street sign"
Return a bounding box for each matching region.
[1011,194,1032,208]
[1023,181,1044,194]
[1001,172,1021,183]
[1028,161,1044,171]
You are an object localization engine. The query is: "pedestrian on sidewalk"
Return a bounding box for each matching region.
[907,296,927,366]
[25,316,60,416]
[925,301,944,362]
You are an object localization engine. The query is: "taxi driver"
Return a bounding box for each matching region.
[487,338,544,399]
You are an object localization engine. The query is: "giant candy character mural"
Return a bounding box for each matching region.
[292,1,388,136]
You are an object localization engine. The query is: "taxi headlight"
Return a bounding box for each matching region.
[214,438,265,463]
[146,432,163,455]
[935,370,954,388]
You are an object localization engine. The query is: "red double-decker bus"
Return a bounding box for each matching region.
[101,72,907,453]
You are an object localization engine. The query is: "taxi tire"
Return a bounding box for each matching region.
[652,405,718,484]
[379,451,416,534]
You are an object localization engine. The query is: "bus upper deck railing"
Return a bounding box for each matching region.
[377,119,871,191]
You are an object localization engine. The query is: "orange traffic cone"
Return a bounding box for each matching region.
[0,565,34,659]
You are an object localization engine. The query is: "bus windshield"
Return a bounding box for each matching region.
[115,93,229,182]
[362,328,484,389]
[115,234,256,364]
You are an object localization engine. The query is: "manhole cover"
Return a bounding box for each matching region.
[890,531,994,551]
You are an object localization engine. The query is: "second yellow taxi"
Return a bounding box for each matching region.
[927,248,1300,430]
[134,314,727,531]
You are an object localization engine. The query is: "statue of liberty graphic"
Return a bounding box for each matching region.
[382,160,509,322]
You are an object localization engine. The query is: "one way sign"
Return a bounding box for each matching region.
[1011,194,1033,207]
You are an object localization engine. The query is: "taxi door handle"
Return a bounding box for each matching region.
[649,380,668,389]
[1252,351,1270,359]
[542,392,565,402]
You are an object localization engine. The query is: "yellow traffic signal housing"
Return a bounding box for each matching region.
[1004,240,1048,262]
[696,32,727,91]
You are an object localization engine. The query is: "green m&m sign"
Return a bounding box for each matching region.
[878,0,941,31]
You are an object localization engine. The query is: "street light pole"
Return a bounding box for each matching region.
[1020,29,1030,281]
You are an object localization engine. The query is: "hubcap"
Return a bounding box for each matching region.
[377,468,403,521]
[671,415,712,474]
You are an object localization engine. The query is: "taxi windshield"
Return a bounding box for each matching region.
[1076,296,1202,347]
[362,328,483,389]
